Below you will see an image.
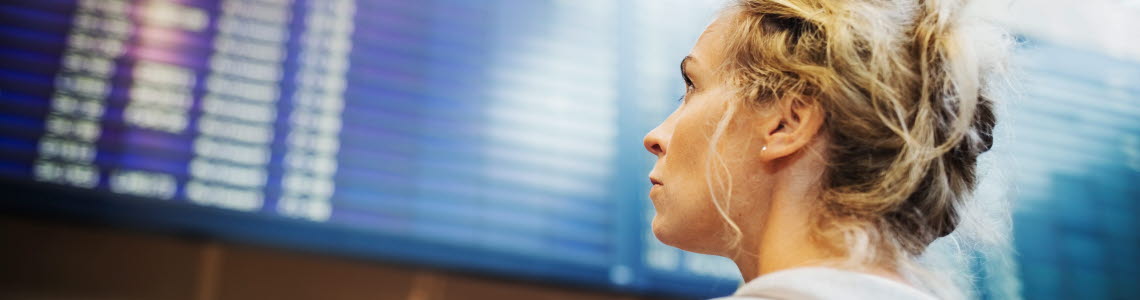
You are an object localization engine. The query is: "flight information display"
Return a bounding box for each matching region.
[0,0,740,297]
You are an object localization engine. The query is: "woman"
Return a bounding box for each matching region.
[642,0,1008,299]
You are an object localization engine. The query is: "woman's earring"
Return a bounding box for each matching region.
[761,145,767,152]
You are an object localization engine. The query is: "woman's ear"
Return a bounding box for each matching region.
[758,97,825,161]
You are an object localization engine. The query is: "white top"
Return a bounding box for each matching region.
[714,267,938,300]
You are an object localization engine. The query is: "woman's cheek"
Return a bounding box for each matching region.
[668,103,717,175]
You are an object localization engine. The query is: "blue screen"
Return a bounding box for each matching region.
[0,0,740,298]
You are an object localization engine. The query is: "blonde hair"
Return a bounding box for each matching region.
[704,0,1011,296]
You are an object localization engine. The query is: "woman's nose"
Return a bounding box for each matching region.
[643,130,665,157]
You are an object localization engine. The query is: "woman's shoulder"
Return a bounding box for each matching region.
[713,267,938,300]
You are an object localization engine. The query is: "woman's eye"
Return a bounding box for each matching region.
[678,84,694,103]
[679,81,694,102]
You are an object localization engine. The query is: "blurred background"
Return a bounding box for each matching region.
[0,0,1135,299]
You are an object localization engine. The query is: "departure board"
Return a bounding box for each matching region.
[0,0,740,298]
[1006,42,1140,300]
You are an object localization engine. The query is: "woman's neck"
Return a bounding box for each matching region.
[729,151,834,280]
[729,189,831,280]
[728,189,908,285]
[730,223,908,284]
[729,140,910,285]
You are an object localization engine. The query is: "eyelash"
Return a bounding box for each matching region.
[679,78,694,102]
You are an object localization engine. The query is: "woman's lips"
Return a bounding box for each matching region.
[648,176,664,202]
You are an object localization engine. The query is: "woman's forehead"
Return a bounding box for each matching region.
[690,14,734,73]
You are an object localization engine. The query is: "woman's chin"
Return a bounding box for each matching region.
[650,216,670,242]
[651,216,722,255]
[651,216,684,247]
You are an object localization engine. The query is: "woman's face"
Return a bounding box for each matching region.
[643,16,774,256]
